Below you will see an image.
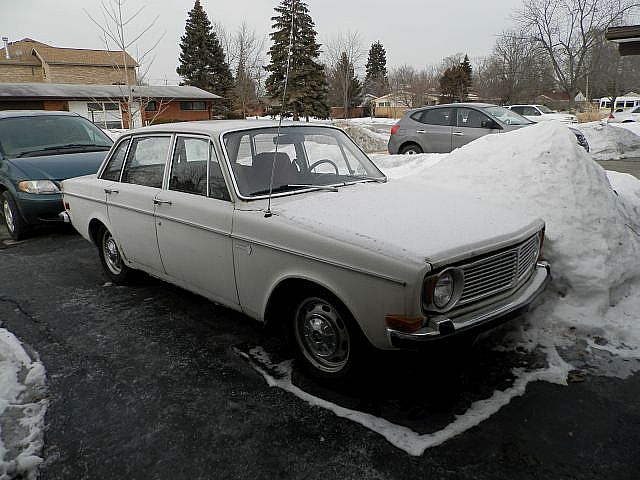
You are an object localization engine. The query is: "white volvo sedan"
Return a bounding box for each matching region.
[61,120,550,381]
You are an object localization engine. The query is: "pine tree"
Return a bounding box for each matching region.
[365,41,389,96]
[176,0,234,114]
[439,54,473,102]
[328,52,362,118]
[265,0,329,120]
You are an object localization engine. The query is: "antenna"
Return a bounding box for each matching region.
[265,0,296,218]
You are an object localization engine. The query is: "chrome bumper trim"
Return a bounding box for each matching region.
[388,262,550,345]
[58,211,71,223]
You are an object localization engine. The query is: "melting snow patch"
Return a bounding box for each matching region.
[0,329,47,480]
[238,346,571,456]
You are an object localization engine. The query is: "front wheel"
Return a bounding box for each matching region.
[290,292,365,382]
[97,225,132,284]
[1,191,29,241]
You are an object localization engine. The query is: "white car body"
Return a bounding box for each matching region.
[61,120,550,380]
[607,106,640,123]
[507,105,577,124]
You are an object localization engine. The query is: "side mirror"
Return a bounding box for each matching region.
[481,119,501,130]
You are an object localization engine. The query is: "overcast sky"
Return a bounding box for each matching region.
[3,0,523,85]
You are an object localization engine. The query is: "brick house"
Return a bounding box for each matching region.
[0,83,221,128]
[0,38,137,85]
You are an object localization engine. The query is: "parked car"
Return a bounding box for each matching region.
[607,106,640,123]
[62,120,550,382]
[0,111,113,240]
[388,103,589,154]
[506,105,577,124]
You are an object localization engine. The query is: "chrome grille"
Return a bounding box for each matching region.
[457,235,540,306]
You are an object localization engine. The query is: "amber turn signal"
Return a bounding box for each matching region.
[384,315,424,333]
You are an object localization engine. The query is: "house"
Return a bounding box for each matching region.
[0,83,221,128]
[372,92,413,118]
[606,25,640,56]
[0,38,137,85]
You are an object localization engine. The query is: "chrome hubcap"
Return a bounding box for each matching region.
[102,231,122,275]
[3,200,15,233]
[295,298,350,373]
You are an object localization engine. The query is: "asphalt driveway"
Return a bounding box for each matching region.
[0,227,639,479]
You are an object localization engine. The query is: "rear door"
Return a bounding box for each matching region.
[154,135,238,307]
[414,107,453,153]
[452,107,499,150]
[105,134,171,275]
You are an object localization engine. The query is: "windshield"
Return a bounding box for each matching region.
[222,126,386,198]
[0,115,113,158]
[482,106,534,126]
[537,105,555,113]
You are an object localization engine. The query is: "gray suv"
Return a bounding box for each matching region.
[388,103,532,154]
[387,103,589,154]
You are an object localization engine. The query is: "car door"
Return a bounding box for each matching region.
[452,107,499,150]
[105,134,171,275]
[414,107,453,153]
[154,135,239,307]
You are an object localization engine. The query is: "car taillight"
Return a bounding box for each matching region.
[609,113,615,119]
[390,124,399,135]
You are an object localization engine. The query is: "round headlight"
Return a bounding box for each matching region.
[433,271,455,308]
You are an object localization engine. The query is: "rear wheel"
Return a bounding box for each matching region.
[400,143,423,155]
[97,225,132,284]
[1,191,29,241]
[289,290,366,383]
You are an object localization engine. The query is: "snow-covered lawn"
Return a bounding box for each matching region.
[0,330,47,479]
[246,121,640,455]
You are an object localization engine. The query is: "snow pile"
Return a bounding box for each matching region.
[332,120,390,153]
[380,122,640,357]
[0,329,47,480]
[577,121,640,160]
[611,120,640,138]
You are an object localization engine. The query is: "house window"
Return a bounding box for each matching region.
[180,101,207,111]
[145,101,158,112]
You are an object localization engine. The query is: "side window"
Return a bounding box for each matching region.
[420,108,452,126]
[169,137,208,196]
[456,108,490,129]
[121,136,170,188]
[101,138,129,181]
[527,107,541,116]
[510,106,524,115]
[209,144,231,201]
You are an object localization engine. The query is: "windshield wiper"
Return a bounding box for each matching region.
[14,144,111,158]
[250,184,339,196]
[348,175,387,183]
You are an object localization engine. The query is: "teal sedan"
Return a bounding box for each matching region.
[0,111,113,240]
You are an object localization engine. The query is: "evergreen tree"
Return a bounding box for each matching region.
[265,0,329,120]
[439,54,473,102]
[176,0,234,114]
[328,52,362,117]
[365,41,389,96]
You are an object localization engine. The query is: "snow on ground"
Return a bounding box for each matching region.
[0,329,47,479]
[610,120,640,138]
[243,121,640,455]
[576,121,640,160]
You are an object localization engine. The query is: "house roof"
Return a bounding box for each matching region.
[606,25,640,56]
[0,38,138,67]
[0,83,222,100]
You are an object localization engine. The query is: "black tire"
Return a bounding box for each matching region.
[1,191,30,241]
[400,143,423,155]
[96,225,132,284]
[288,289,367,383]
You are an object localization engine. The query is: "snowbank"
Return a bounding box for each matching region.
[577,121,640,160]
[0,329,47,480]
[332,121,390,153]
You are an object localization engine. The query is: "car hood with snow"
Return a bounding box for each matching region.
[268,179,543,268]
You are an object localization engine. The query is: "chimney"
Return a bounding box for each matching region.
[2,37,9,59]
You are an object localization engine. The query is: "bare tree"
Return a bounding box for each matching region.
[513,0,640,108]
[85,0,164,128]
[230,23,266,117]
[324,31,365,117]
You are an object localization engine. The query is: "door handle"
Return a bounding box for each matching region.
[153,198,172,205]
[104,188,119,194]
[452,131,464,136]
[416,129,426,134]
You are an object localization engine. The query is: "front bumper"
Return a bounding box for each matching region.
[387,262,550,348]
[15,192,65,225]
